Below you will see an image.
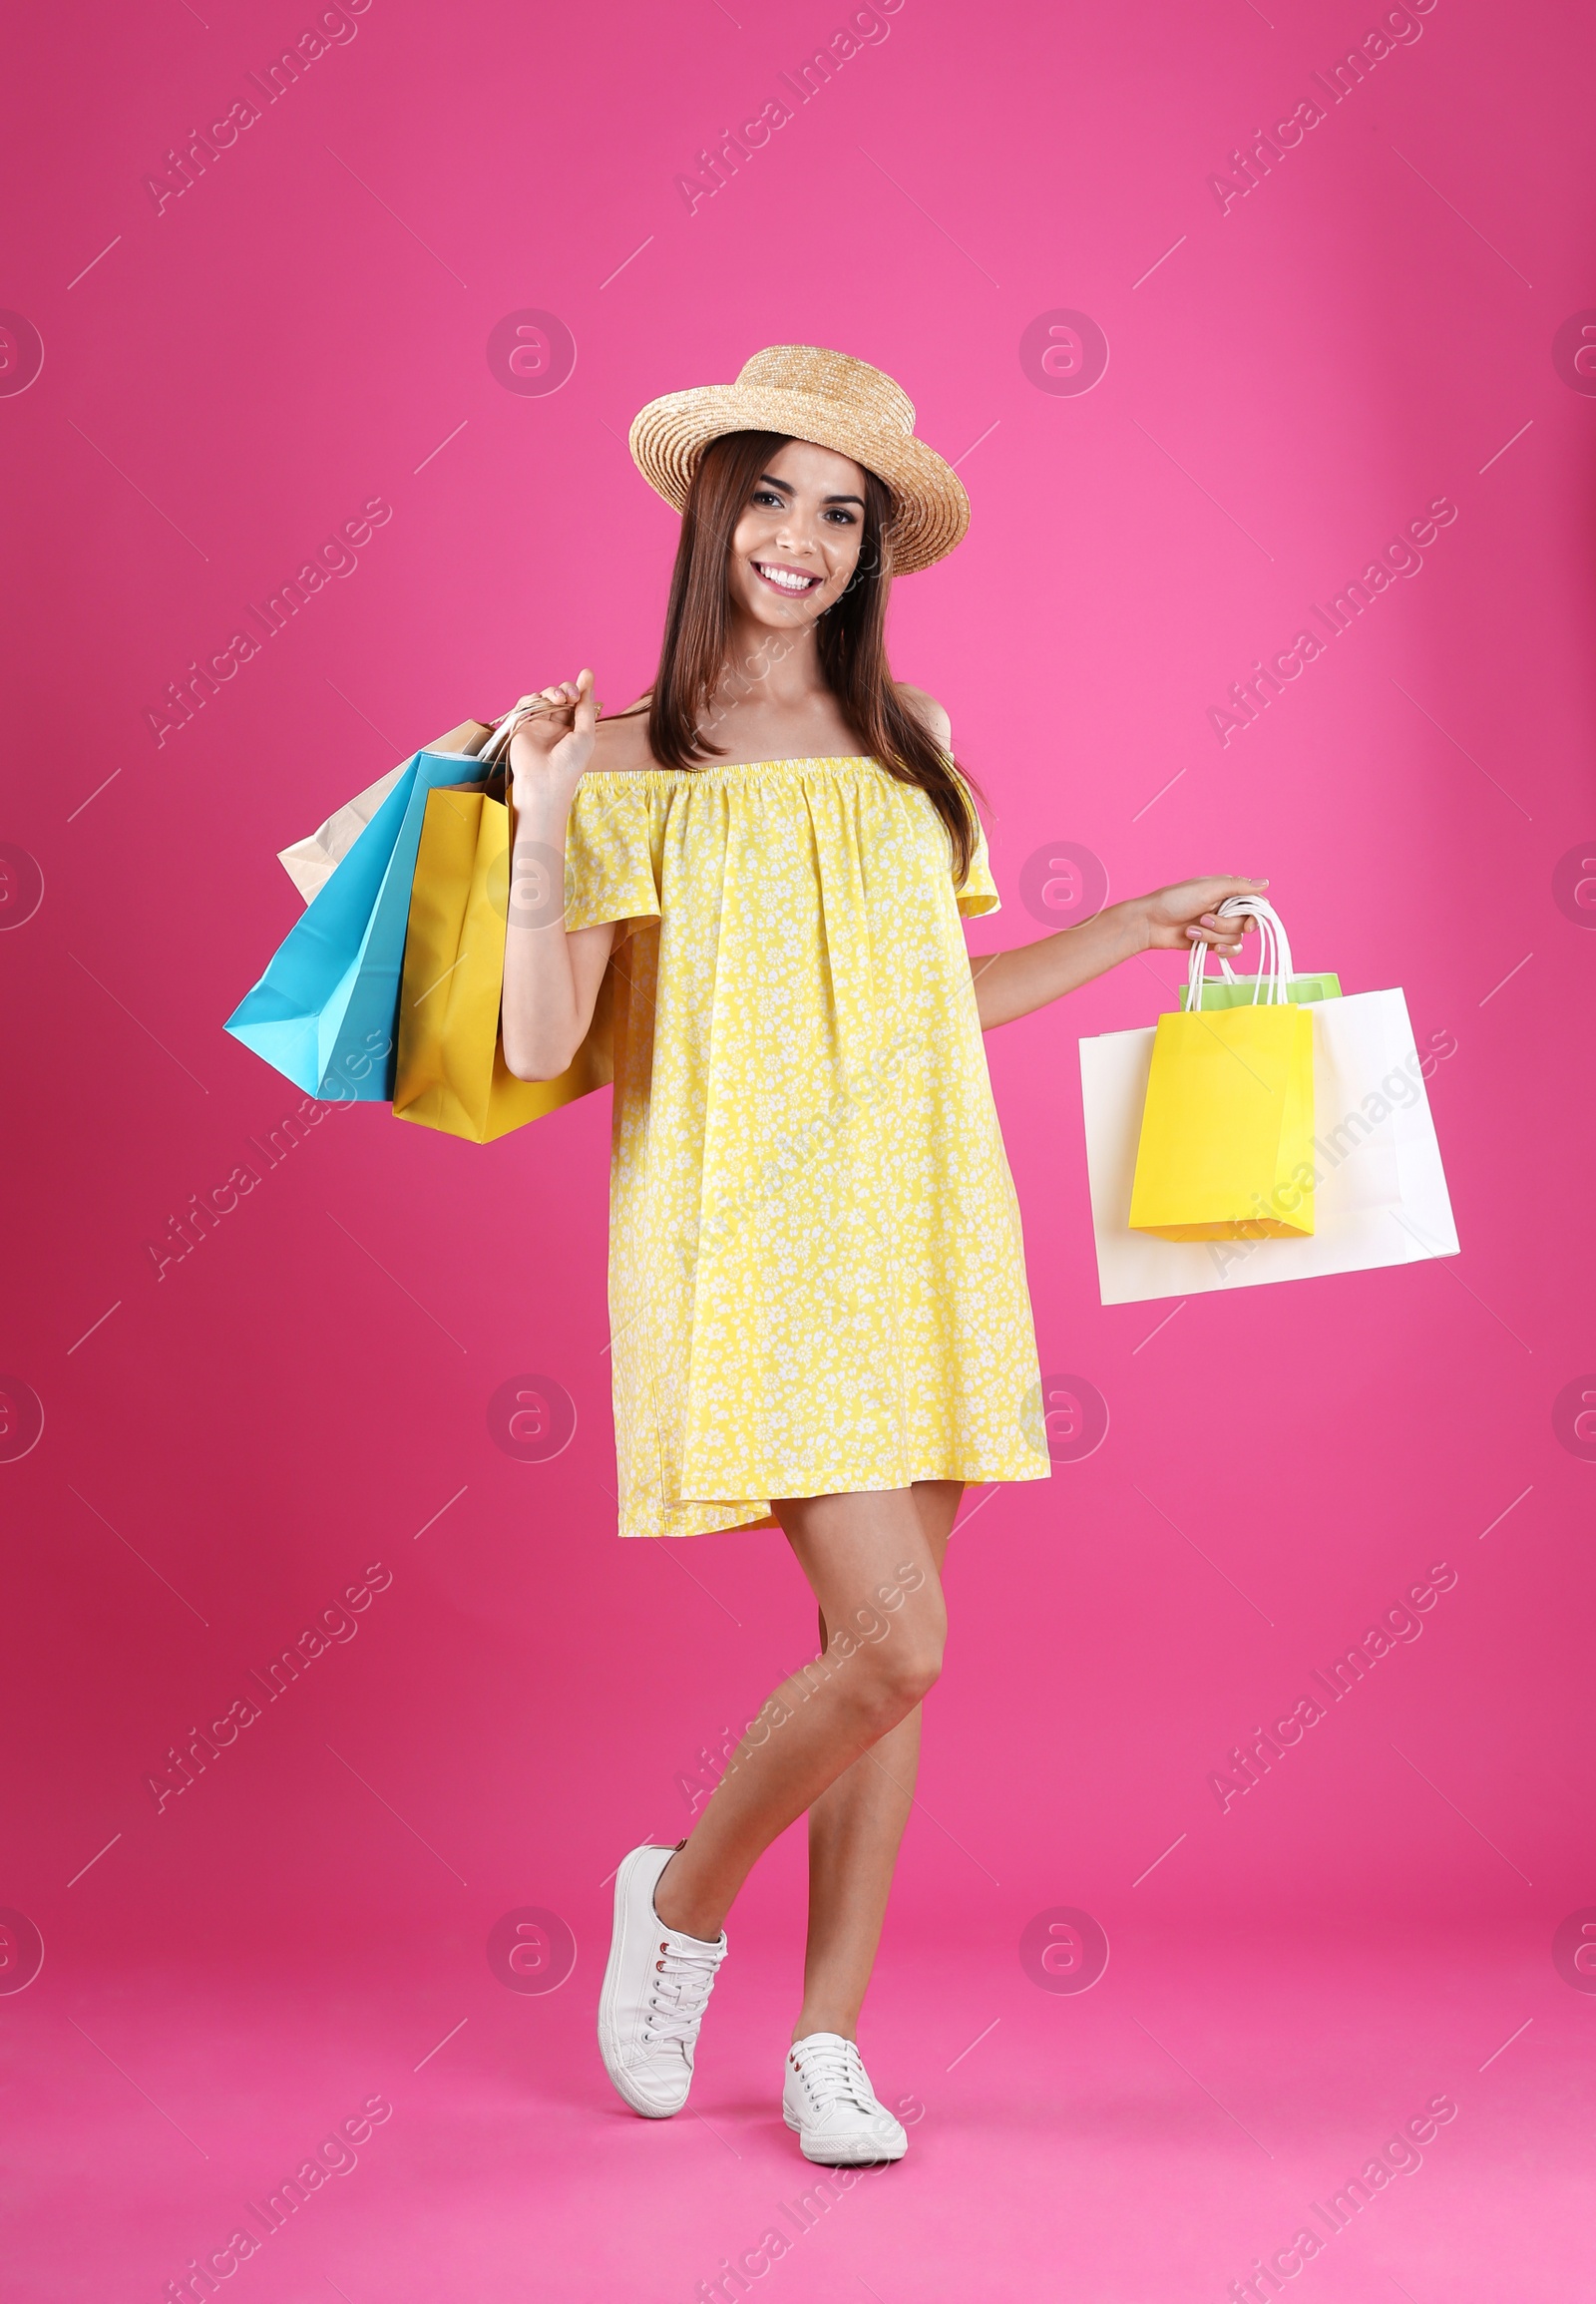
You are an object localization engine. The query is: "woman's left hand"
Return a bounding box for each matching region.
[1132,876,1270,955]
[973,873,1273,1031]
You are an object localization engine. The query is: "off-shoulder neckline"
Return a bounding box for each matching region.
[579,754,881,781]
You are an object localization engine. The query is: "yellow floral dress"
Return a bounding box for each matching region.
[563,755,1050,1539]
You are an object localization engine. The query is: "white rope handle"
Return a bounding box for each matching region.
[478,702,530,765]
[478,687,646,767]
[1187,895,1294,1009]
[1188,918,1266,1009]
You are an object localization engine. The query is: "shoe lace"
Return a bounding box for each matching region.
[794,2037,876,2114]
[642,1935,723,2050]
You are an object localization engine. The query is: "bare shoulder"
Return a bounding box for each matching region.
[587,696,657,775]
[894,682,953,750]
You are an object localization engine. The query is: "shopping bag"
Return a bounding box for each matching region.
[1178,965,1341,1009]
[224,746,492,1101]
[277,697,653,904]
[1079,906,1459,1304]
[276,719,494,903]
[1128,902,1315,1241]
[391,782,613,1142]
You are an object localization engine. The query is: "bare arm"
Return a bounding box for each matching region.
[500,670,616,1083]
[971,877,1271,1031]
[896,687,1272,1031]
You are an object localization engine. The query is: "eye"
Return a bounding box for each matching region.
[751,488,785,508]
[823,508,858,525]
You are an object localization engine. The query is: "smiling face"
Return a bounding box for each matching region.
[725,438,873,631]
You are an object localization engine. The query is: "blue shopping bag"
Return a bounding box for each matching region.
[225,749,490,1101]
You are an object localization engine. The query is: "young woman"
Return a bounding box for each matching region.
[500,345,1265,2165]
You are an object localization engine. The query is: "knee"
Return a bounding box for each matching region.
[848,1613,945,1721]
[879,1639,944,1712]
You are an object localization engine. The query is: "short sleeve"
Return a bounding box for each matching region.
[955,803,1000,918]
[562,777,661,942]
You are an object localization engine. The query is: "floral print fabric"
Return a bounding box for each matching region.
[564,755,1050,1538]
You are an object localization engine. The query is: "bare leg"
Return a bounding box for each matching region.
[652,1486,948,1944]
[793,1480,962,2042]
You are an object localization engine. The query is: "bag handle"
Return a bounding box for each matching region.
[478,689,652,766]
[1187,895,1295,1010]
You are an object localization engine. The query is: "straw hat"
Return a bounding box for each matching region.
[628,344,970,575]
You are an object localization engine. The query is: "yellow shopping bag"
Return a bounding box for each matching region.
[1128,898,1317,1240]
[392,781,612,1144]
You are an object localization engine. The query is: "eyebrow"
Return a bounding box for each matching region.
[757,471,865,508]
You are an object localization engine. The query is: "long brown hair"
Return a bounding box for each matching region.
[646,429,981,883]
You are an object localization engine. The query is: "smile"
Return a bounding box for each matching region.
[753,562,822,595]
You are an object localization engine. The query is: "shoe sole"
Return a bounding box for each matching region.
[782,2108,907,2164]
[598,1848,683,2118]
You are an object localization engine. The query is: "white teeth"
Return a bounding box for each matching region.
[756,563,816,591]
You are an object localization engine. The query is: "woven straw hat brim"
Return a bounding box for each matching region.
[629,381,970,576]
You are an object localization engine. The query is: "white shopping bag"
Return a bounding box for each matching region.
[1079,923,1459,1304]
[277,761,410,903]
[275,717,496,904]
[276,695,652,904]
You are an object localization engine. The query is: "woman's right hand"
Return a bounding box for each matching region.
[506,668,598,809]
[499,665,612,1082]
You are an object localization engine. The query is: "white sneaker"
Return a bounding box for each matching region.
[598,1842,727,2116]
[783,2032,908,2164]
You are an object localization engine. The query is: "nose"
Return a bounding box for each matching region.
[771,508,822,558]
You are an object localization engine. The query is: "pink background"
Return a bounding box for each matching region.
[3,0,1593,2296]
